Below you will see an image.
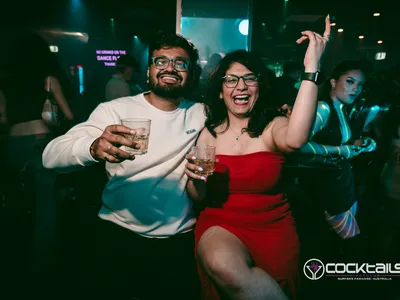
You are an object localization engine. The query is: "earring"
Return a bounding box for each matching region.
[146,77,149,84]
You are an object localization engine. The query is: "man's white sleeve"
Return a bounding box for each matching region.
[42,103,118,172]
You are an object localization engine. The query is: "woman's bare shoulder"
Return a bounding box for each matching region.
[197,127,217,146]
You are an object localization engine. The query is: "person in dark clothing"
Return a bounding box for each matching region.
[0,30,74,289]
[298,60,376,261]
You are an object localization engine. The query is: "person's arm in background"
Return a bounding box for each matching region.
[356,105,387,152]
[50,76,74,120]
[363,104,392,135]
[299,102,363,158]
[302,141,363,158]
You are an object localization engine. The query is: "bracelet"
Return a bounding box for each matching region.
[301,71,322,85]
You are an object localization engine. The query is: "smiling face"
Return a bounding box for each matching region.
[219,62,259,119]
[331,69,366,105]
[148,46,191,99]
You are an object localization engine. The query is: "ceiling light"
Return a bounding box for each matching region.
[239,20,249,36]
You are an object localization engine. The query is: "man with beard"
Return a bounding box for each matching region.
[42,32,205,299]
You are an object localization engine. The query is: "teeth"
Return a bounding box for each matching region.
[161,76,178,81]
[234,99,249,104]
[234,95,250,100]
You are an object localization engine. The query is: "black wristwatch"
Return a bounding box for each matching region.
[301,71,322,85]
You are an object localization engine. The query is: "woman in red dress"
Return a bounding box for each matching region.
[184,17,331,300]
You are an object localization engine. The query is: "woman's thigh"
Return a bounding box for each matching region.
[197,226,253,284]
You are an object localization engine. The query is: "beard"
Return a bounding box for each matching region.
[149,72,189,98]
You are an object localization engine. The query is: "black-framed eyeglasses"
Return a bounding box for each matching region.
[150,56,191,72]
[221,74,260,88]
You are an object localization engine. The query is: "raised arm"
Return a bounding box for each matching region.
[269,15,331,153]
[50,76,74,121]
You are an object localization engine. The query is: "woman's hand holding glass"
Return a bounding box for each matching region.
[185,154,208,182]
[185,145,216,182]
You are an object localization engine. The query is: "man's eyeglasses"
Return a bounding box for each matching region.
[151,56,190,72]
[222,74,259,88]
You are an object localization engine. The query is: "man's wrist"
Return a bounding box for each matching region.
[304,68,318,73]
[89,139,97,159]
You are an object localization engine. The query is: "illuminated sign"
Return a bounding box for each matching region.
[96,49,127,66]
[375,52,386,60]
[49,45,58,53]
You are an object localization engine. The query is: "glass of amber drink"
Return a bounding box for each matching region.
[121,118,151,155]
[192,145,216,176]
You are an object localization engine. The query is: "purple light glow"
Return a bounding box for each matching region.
[96,50,127,66]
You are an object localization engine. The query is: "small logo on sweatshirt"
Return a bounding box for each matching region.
[186,129,197,134]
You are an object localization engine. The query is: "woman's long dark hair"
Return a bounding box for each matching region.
[204,50,279,138]
[318,59,371,102]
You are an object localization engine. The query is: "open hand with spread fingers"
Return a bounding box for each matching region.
[90,125,140,163]
[297,15,331,72]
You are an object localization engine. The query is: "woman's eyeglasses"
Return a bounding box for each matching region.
[221,74,259,88]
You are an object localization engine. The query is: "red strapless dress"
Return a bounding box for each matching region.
[194,151,299,299]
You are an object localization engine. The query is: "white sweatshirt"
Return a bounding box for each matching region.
[43,93,206,238]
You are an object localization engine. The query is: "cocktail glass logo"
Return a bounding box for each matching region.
[304,259,400,280]
[303,259,325,280]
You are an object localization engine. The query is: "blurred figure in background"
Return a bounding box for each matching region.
[0,29,74,288]
[201,53,224,82]
[105,54,142,102]
[374,63,400,263]
[298,60,375,261]
[193,53,224,102]
[379,104,400,263]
